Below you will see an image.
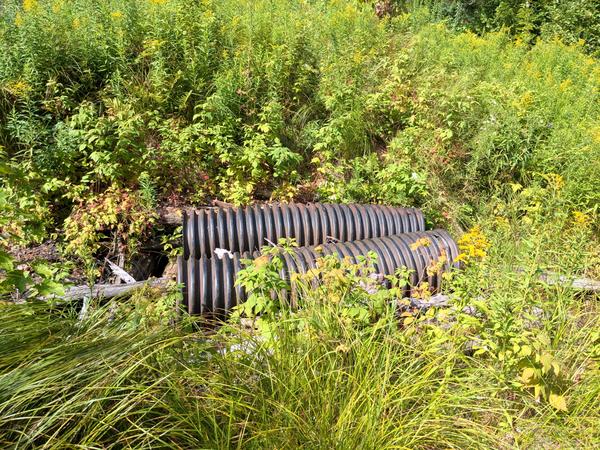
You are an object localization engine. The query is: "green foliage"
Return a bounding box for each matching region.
[0,258,69,300]
[63,185,157,270]
[232,238,418,334]
[0,0,598,260]
[0,1,598,446]
[1,210,599,446]
[0,147,66,299]
[410,0,600,55]
[315,152,428,204]
[233,247,291,323]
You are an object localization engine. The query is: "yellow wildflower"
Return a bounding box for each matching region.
[111,11,124,20]
[15,12,23,27]
[494,216,510,230]
[559,79,572,92]
[572,211,591,228]
[5,79,32,98]
[23,0,38,12]
[512,91,534,113]
[455,225,490,264]
[515,36,525,47]
[542,173,564,191]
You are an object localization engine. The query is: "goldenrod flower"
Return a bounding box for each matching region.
[23,0,38,12]
[573,211,591,228]
[559,79,572,92]
[455,225,490,264]
[5,79,32,98]
[543,173,564,191]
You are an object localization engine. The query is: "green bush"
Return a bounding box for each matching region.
[0,0,598,254]
[410,0,600,56]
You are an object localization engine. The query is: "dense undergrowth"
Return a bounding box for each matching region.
[1,0,598,259]
[397,0,600,56]
[0,0,599,447]
[1,211,599,448]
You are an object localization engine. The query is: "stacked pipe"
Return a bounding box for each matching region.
[178,230,459,316]
[183,203,425,258]
[178,203,459,317]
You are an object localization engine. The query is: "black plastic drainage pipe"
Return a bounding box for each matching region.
[183,203,426,259]
[177,230,459,316]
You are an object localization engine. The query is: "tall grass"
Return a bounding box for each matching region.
[1,210,599,447]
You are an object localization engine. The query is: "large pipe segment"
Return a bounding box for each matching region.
[177,230,459,317]
[183,203,426,259]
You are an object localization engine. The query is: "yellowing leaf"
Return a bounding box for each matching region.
[549,393,567,412]
[520,367,536,384]
[540,352,553,373]
[253,255,270,269]
[519,345,532,357]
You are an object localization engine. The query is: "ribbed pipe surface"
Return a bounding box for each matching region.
[178,230,459,316]
[183,203,426,259]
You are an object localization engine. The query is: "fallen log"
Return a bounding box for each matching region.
[44,267,599,306]
[52,277,170,302]
[407,294,452,309]
[105,258,136,284]
[540,271,600,292]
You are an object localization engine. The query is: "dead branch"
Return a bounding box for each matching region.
[48,277,170,302]
[105,258,136,284]
[540,271,600,292]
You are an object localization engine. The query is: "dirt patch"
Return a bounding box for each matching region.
[9,241,61,263]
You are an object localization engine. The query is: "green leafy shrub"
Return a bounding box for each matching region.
[407,0,600,55]
[0,0,598,277]
[63,185,157,271]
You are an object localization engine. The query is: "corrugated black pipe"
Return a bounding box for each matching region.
[177,230,459,316]
[183,203,426,258]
